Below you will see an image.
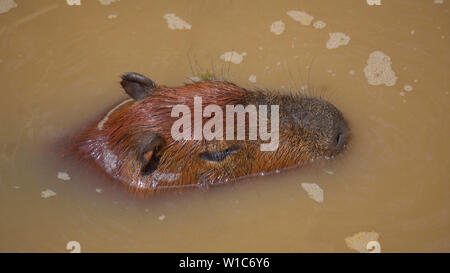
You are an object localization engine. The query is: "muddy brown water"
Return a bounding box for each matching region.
[0,0,449,252]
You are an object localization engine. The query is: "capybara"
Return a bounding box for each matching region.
[72,72,349,194]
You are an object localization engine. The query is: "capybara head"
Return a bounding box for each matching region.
[73,72,349,194]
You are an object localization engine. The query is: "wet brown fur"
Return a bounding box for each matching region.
[72,77,349,195]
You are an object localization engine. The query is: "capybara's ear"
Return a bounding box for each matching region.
[136,132,165,175]
[120,72,156,100]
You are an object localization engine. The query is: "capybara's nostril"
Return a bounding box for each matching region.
[332,117,350,153]
[336,132,345,148]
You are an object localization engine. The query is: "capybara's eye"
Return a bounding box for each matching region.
[199,145,240,162]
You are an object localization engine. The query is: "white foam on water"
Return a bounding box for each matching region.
[0,0,17,14]
[301,183,324,203]
[363,51,398,86]
[163,13,191,30]
[270,20,285,35]
[41,189,56,199]
[345,232,380,253]
[66,0,81,6]
[403,84,413,92]
[313,20,326,29]
[287,10,314,25]
[57,171,71,181]
[366,0,381,6]
[326,32,351,49]
[99,0,120,5]
[220,51,247,64]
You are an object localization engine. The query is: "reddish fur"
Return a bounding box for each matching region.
[72,81,249,194]
[71,80,349,196]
